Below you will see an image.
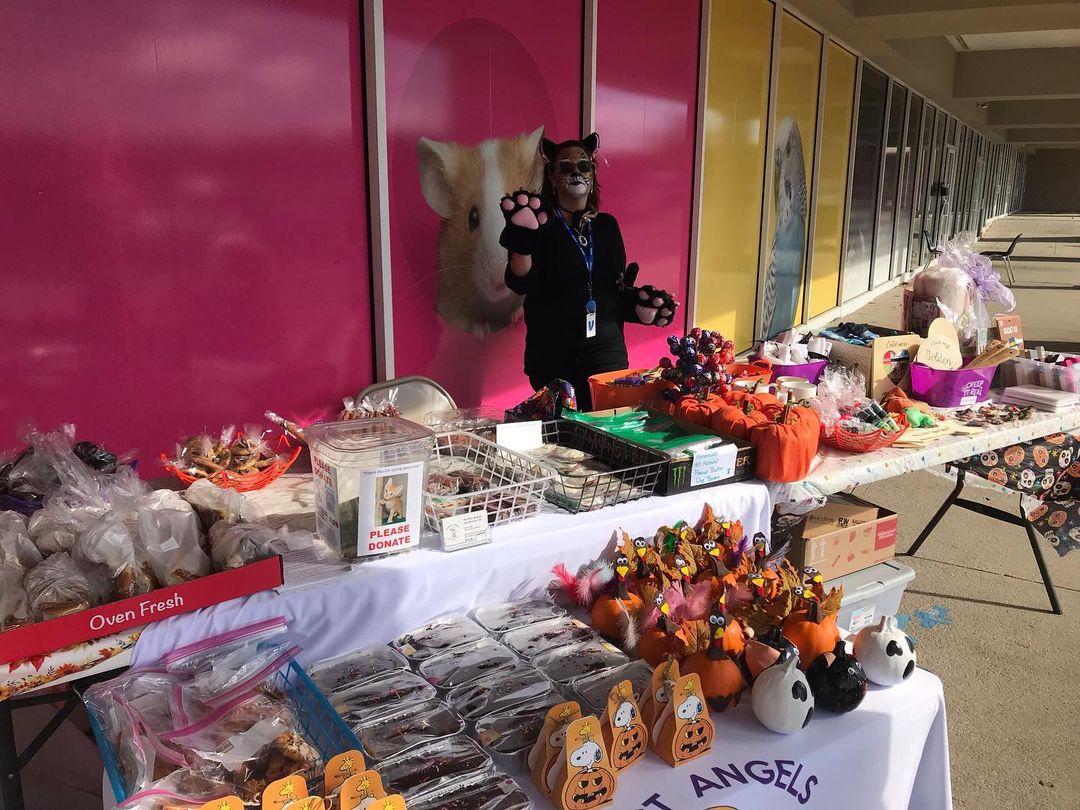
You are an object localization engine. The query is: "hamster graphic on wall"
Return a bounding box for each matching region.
[761,116,807,340]
[417,126,545,337]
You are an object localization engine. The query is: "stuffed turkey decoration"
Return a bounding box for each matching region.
[853,615,917,686]
[805,639,868,713]
[751,655,814,734]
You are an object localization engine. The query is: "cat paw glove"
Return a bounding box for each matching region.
[622,262,677,327]
[499,190,548,255]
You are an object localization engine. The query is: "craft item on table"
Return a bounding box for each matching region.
[529,701,583,799]
[1001,384,1080,413]
[648,669,713,767]
[640,657,676,742]
[966,339,1021,369]
[377,735,493,804]
[337,768,387,809]
[748,404,821,483]
[915,318,964,370]
[323,750,366,797]
[600,679,647,772]
[447,661,553,721]
[504,617,598,660]
[551,716,619,809]
[473,598,567,635]
[332,671,438,724]
[306,646,410,695]
[475,692,565,767]
[805,640,867,713]
[781,592,843,670]
[676,601,746,712]
[742,628,799,683]
[392,613,487,662]
[951,403,1034,427]
[751,654,815,734]
[417,637,519,691]
[571,660,654,717]
[354,698,464,762]
[852,615,917,686]
[506,380,578,422]
[408,773,534,810]
[586,547,643,644]
[533,639,629,685]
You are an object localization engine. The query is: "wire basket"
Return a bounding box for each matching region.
[539,420,666,513]
[161,433,302,492]
[424,432,553,531]
[820,413,908,453]
[91,660,363,803]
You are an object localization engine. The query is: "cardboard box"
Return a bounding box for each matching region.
[772,494,897,581]
[827,326,921,400]
[0,556,284,665]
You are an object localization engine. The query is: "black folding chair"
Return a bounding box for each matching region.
[922,230,942,260]
[906,464,1063,615]
[980,233,1022,285]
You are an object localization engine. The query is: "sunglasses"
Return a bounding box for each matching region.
[556,159,595,174]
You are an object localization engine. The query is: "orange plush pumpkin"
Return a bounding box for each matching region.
[782,602,841,670]
[673,394,725,427]
[710,400,769,440]
[749,405,821,483]
[591,592,642,642]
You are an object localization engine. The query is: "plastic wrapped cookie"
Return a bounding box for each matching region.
[418,637,518,691]
[502,617,596,660]
[331,670,436,723]
[377,734,493,803]
[392,614,488,663]
[472,599,566,636]
[307,645,409,694]
[446,662,553,721]
[408,772,532,810]
[571,660,655,716]
[533,638,628,685]
[354,698,464,761]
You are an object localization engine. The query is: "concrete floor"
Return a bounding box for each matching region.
[12,213,1080,810]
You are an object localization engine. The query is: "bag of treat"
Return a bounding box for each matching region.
[24,551,95,620]
[164,617,289,676]
[137,491,209,585]
[182,480,262,533]
[208,522,316,571]
[0,510,42,572]
[27,499,97,556]
[74,512,158,601]
[114,768,235,810]
[185,641,301,710]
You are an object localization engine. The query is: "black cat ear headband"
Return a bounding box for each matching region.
[541,132,600,165]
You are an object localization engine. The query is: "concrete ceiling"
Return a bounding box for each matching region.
[790,0,1080,150]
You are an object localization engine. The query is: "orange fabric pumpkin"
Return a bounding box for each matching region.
[781,603,841,670]
[636,627,677,666]
[681,652,745,712]
[749,405,820,483]
[673,394,725,427]
[710,401,769,440]
[590,593,643,641]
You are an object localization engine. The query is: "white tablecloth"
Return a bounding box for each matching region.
[131,481,771,668]
[520,668,951,810]
[804,404,1080,495]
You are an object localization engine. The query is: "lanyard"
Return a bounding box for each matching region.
[556,210,595,312]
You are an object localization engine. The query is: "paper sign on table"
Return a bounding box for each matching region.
[917,319,963,370]
[440,511,491,551]
[496,420,544,453]
[689,444,737,487]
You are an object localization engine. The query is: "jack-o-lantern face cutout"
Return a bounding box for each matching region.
[565,768,616,809]
[612,724,645,767]
[677,718,714,760]
[670,674,715,762]
[605,681,647,771]
[1004,446,1025,466]
[557,717,617,810]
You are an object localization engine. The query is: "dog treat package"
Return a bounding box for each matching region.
[475,690,566,769]
[306,646,410,695]
[503,617,597,660]
[533,639,629,685]
[552,716,619,810]
[354,698,464,762]
[472,599,567,636]
[571,661,654,717]
[208,521,318,571]
[376,734,494,804]
[332,671,438,725]
[24,551,95,620]
[409,772,533,810]
[528,701,582,799]
[417,637,519,691]
[392,614,488,663]
[446,661,554,722]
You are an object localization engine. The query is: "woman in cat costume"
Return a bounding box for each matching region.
[501,132,678,410]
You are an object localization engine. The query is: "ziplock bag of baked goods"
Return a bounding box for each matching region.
[137,490,209,585]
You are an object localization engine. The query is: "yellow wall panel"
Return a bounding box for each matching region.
[808,43,856,318]
[695,0,774,351]
[762,12,821,339]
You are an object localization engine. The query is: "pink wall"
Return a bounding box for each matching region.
[383,1,583,408]
[595,0,699,367]
[0,0,372,467]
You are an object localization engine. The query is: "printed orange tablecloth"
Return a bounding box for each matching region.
[1,629,140,700]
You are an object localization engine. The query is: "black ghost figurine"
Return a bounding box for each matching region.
[806,639,868,713]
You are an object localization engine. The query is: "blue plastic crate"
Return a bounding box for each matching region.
[89,660,362,803]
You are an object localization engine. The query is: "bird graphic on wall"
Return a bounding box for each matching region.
[761,116,808,341]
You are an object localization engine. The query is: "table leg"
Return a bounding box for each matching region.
[907,467,966,557]
[1022,497,1064,615]
[0,698,24,810]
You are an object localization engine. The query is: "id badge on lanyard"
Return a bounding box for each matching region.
[557,212,597,339]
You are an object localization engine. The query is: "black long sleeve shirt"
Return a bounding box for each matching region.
[504,212,634,387]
